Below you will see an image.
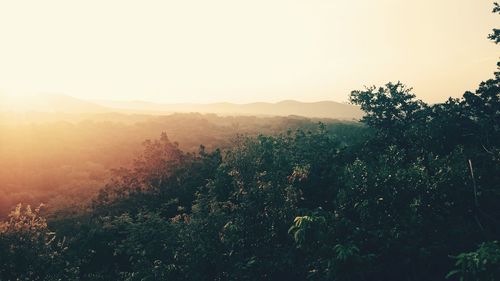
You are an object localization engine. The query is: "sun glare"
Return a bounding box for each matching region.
[0,93,30,112]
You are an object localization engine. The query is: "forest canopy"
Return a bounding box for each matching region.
[0,3,499,281]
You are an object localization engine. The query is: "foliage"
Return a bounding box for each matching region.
[447,241,500,281]
[0,3,499,281]
[0,204,77,281]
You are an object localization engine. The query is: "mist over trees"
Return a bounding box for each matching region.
[0,114,358,217]
[0,3,499,281]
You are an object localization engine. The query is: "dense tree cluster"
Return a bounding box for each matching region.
[1,3,499,281]
[0,113,352,217]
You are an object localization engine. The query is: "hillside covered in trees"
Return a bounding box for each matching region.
[1,3,499,281]
[0,113,361,216]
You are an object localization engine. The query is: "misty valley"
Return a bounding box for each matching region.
[0,112,362,216]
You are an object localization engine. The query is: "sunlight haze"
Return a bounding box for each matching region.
[0,0,498,104]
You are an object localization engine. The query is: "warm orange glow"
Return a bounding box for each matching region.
[0,93,26,112]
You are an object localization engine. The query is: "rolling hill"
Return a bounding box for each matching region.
[0,93,363,120]
[0,93,108,113]
[93,99,363,120]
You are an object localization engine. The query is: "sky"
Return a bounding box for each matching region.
[0,0,498,104]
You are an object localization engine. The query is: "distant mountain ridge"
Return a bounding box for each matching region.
[93,99,363,120]
[0,93,107,113]
[0,93,363,120]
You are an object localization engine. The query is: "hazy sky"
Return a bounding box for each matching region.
[0,0,498,103]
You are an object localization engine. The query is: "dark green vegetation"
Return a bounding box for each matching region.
[1,4,499,281]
